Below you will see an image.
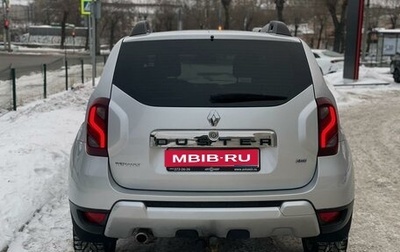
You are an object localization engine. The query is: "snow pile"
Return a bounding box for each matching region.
[325,66,393,85]
[0,82,93,250]
[324,66,400,107]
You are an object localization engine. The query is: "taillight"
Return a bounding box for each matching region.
[86,97,110,156]
[317,97,338,156]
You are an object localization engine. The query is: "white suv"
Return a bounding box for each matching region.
[69,21,354,252]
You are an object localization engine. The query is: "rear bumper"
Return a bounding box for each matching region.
[104,200,319,238]
[71,200,321,239]
[71,200,353,240]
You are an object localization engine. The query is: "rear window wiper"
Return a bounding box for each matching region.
[210,93,287,103]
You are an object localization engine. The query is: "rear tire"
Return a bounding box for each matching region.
[394,68,400,83]
[73,231,116,252]
[302,238,348,252]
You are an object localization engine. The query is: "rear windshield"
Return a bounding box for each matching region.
[112,39,312,107]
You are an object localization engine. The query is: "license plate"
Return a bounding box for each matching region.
[165,149,260,172]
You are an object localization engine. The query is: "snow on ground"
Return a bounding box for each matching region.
[0,82,93,251]
[9,0,34,6]
[0,66,399,251]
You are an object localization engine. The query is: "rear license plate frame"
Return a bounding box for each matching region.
[164,148,260,172]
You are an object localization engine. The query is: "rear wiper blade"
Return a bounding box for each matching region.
[210,93,287,103]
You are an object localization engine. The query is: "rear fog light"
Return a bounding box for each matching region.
[83,212,108,225]
[317,211,341,224]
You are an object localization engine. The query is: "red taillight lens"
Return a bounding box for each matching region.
[83,212,108,225]
[86,97,110,156]
[317,98,338,156]
[318,211,341,224]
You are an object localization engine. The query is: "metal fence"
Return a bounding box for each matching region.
[0,56,106,113]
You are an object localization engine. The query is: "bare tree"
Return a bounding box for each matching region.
[231,0,259,30]
[32,0,81,49]
[181,0,222,30]
[182,1,203,29]
[325,0,348,52]
[384,0,400,28]
[315,15,328,48]
[100,1,136,50]
[154,1,178,31]
[308,0,329,49]
[284,1,312,36]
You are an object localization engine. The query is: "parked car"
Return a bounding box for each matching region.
[312,49,344,75]
[390,53,400,83]
[69,21,354,252]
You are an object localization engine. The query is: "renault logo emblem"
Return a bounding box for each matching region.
[207,110,220,127]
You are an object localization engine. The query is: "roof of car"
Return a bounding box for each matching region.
[122,29,302,44]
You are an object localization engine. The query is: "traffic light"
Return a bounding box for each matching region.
[72,31,76,37]
[4,19,9,30]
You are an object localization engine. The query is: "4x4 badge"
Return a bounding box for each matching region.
[207,110,221,127]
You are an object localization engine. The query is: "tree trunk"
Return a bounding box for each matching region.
[333,24,343,52]
[60,10,68,49]
[326,0,348,53]
[390,15,398,29]
[223,5,230,29]
[221,0,232,30]
[245,16,253,31]
[275,0,285,22]
[85,19,89,51]
[109,20,116,50]
[318,22,324,49]
[338,0,347,52]
[294,17,300,37]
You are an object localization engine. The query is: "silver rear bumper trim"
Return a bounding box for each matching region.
[104,200,319,238]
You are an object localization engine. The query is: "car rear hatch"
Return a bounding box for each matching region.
[107,35,318,191]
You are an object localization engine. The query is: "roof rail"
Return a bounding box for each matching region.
[260,21,291,36]
[130,20,152,36]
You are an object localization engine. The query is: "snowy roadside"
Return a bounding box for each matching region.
[0,66,400,251]
[0,82,93,251]
[0,63,102,114]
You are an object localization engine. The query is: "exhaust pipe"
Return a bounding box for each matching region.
[134,228,153,244]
